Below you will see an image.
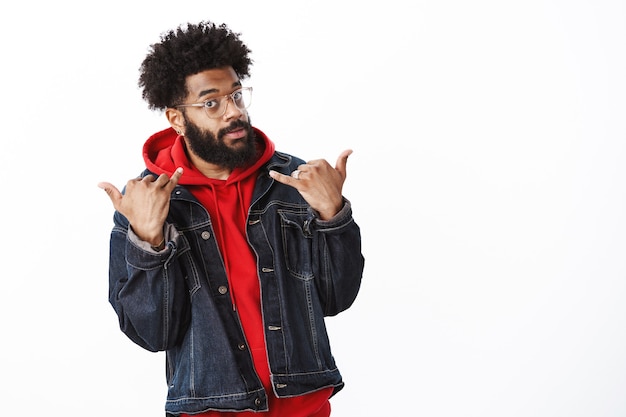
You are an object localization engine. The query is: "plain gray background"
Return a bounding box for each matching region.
[2,1,625,415]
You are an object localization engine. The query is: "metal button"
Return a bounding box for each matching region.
[218,286,228,295]
[254,397,262,406]
[201,231,211,240]
[238,343,246,350]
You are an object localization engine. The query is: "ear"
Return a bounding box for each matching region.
[166,108,185,135]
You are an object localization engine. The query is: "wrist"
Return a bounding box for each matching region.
[150,238,166,251]
[130,226,165,248]
[317,201,344,221]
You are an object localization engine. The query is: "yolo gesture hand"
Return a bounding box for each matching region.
[269,150,352,220]
[98,168,183,246]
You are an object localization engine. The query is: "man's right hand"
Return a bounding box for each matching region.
[98,167,183,246]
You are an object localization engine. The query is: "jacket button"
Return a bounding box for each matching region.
[201,231,211,240]
[218,285,228,295]
[254,397,262,406]
[238,343,246,350]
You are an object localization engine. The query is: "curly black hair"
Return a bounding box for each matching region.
[138,21,253,111]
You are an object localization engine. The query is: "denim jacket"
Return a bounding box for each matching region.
[107,150,365,415]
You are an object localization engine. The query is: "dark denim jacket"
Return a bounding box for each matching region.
[107,151,365,415]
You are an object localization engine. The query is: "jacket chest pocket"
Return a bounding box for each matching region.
[278,210,314,281]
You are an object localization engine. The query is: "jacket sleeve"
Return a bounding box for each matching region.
[107,212,191,352]
[312,198,365,316]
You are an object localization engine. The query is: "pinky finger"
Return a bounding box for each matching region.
[269,170,296,186]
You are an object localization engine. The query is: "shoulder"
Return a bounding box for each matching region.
[266,150,305,173]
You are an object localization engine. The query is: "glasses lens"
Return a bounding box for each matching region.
[233,88,252,110]
[204,88,252,118]
[203,99,222,118]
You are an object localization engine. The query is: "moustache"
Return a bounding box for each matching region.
[218,120,250,139]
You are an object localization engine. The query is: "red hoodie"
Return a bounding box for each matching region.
[143,127,332,417]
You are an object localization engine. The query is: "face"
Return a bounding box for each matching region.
[177,67,256,170]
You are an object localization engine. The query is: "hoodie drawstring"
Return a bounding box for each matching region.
[207,183,238,311]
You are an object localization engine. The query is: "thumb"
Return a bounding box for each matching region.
[97,181,123,208]
[335,149,353,177]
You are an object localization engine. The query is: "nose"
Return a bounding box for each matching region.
[222,96,244,120]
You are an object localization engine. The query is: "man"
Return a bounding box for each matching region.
[98,21,364,416]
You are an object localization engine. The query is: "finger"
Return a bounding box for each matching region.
[141,174,157,183]
[269,170,298,187]
[154,173,172,187]
[335,149,353,177]
[97,182,123,207]
[152,167,183,189]
[164,167,184,192]
[170,167,184,185]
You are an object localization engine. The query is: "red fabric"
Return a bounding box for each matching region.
[180,394,332,417]
[144,127,333,416]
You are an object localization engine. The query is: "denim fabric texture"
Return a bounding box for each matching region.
[107,151,365,415]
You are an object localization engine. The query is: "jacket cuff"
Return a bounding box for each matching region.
[313,197,353,228]
[128,223,179,253]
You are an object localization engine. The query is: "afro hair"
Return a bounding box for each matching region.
[138,21,253,111]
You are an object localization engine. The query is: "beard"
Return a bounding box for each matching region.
[183,118,257,170]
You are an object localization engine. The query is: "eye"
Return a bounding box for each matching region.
[232,90,243,101]
[203,99,219,109]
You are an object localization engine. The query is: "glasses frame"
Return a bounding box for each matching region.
[174,87,253,119]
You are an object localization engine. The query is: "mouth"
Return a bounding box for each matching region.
[221,124,248,141]
[227,127,246,138]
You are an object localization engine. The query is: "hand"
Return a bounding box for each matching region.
[98,168,183,245]
[269,150,352,220]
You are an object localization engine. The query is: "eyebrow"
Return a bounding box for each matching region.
[197,81,242,99]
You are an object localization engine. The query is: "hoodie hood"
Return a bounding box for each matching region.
[142,126,275,185]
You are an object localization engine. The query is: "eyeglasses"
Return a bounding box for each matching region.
[175,87,253,118]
